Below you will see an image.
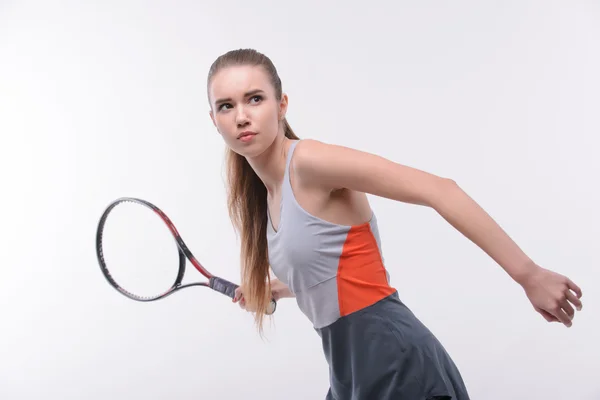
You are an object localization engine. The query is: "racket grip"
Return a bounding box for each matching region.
[209,276,238,298]
[209,276,277,315]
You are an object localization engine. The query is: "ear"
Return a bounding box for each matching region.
[209,110,218,131]
[279,93,289,120]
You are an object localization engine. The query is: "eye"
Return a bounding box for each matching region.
[218,103,232,111]
[249,95,263,104]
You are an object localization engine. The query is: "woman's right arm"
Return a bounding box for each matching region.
[233,277,294,311]
[270,277,295,300]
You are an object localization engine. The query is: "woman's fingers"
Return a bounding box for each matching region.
[233,287,246,309]
[566,289,583,311]
[548,302,573,328]
[536,306,559,323]
[233,287,242,302]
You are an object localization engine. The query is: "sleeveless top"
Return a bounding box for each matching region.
[266,141,472,399]
[267,140,397,329]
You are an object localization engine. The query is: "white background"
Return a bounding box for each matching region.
[1,1,599,399]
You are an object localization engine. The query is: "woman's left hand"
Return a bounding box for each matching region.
[519,264,583,327]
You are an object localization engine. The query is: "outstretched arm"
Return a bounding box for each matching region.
[293,139,583,327]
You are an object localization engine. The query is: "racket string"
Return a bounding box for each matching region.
[97,200,183,300]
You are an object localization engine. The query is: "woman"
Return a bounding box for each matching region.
[206,48,583,400]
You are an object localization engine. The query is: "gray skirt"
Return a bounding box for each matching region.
[316,291,470,400]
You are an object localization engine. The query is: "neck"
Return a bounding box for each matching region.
[246,132,292,194]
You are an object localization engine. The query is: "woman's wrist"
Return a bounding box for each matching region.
[271,278,294,299]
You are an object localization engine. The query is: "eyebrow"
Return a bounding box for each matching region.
[214,89,265,106]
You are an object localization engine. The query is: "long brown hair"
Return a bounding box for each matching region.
[207,49,299,334]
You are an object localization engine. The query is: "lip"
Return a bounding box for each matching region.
[237,131,257,139]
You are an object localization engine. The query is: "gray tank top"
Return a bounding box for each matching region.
[267,140,396,329]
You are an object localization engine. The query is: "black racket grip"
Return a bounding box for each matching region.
[209,276,277,315]
[209,276,238,298]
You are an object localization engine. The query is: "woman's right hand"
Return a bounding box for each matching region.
[233,278,294,311]
[232,286,248,310]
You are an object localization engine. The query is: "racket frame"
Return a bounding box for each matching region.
[96,197,276,314]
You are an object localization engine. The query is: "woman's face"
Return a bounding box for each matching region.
[209,65,287,158]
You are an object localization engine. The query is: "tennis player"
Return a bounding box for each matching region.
[206,48,583,400]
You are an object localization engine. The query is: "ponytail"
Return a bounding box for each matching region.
[208,48,299,335]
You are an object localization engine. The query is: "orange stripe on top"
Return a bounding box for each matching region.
[337,223,396,317]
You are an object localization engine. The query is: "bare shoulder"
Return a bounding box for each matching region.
[292,138,343,159]
[291,139,354,187]
[290,138,388,191]
[288,139,333,195]
[290,139,344,191]
[289,139,374,225]
[290,138,453,207]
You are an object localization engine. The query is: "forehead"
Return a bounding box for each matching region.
[209,65,272,101]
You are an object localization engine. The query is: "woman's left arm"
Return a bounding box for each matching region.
[293,139,583,327]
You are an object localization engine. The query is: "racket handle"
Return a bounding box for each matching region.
[209,276,277,315]
[209,276,238,298]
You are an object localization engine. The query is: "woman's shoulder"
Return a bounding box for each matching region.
[290,138,362,191]
[290,138,336,171]
[290,139,331,184]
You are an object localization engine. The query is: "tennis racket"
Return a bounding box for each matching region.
[95,197,276,314]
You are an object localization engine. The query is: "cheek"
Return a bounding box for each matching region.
[214,115,233,136]
[258,108,280,133]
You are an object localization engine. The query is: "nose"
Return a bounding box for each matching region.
[235,106,250,126]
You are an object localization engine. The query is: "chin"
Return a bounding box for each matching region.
[227,137,265,158]
[232,134,278,158]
